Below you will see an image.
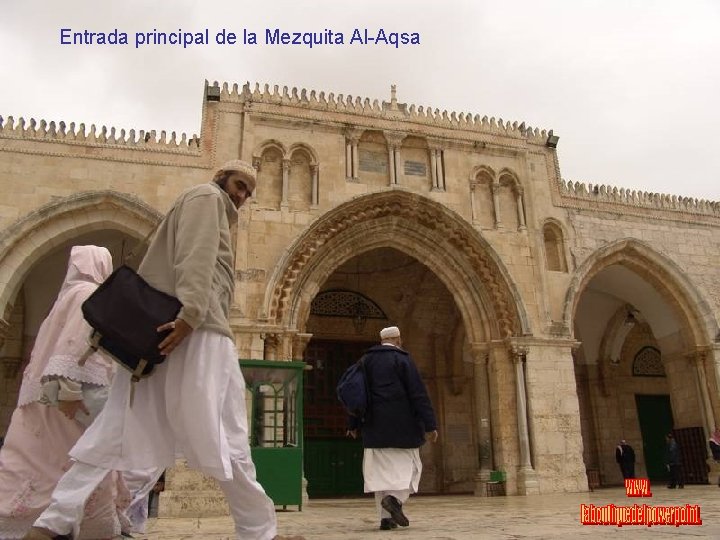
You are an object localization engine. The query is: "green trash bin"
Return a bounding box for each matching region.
[240,359,305,510]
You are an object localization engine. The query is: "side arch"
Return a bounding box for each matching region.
[0,190,161,325]
[262,190,531,342]
[562,238,718,347]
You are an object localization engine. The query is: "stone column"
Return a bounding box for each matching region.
[384,132,406,186]
[429,148,438,190]
[0,318,9,352]
[310,164,319,207]
[345,139,352,179]
[292,333,313,361]
[281,158,290,208]
[263,333,280,361]
[437,149,446,191]
[491,181,501,228]
[470,345,493,496]
[469,182,477,223]
[352,138,360,180]
[345,130,361,180]
[688,349,714,438]
[515,187,527,230]
[251,157,261,204]
[511,345,539,494]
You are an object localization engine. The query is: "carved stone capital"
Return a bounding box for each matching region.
[510,345,529,363]
[468,343,490,365]
[344,127,363,143]
[427,137,445,151]
[309,163,319,174]
[252,156,262,171]
[282,159,292,171]
[384,131,407,148]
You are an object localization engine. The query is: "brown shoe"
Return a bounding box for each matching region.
[22,527,71,540]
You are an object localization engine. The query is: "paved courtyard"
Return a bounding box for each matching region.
[142,486,720,539]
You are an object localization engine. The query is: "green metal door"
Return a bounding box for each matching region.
[635,394,674,481]
[304,340,371,497]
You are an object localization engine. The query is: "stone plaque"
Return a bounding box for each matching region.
[404,160,427,177]
[359,149,388,174]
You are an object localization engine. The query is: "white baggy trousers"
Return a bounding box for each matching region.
[34,330,277,540]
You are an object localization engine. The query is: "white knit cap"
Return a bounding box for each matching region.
[380,326,401,340]
[217,159,257,193]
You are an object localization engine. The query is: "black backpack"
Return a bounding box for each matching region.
[336,356,370,418]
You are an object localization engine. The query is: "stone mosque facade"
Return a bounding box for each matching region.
[0,81,719,502]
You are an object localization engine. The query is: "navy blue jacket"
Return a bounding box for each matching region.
[349,345,437,449]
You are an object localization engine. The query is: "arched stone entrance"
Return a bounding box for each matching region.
[565,239,720,487]
[258,190,569,495]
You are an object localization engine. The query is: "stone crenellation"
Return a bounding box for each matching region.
[0,114,201,153]
[558,179,719,216]
[215,81,552,143]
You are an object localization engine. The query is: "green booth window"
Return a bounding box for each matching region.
[240,359,306,510]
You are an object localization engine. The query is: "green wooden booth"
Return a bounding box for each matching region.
[240,359,305,510]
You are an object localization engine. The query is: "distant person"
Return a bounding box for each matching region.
[665,433,684,489]
[615,439,636,480]
[708,428,720,487]
[347,326,438,531]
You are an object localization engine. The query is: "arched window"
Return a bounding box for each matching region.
[632,346,665,377]
[543,222,568,272]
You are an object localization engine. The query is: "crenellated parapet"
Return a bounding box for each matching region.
[558,179,720,216]
[213,80,553,144]
[0,114,201,154]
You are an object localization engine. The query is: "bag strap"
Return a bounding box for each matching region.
[122,221,161,269]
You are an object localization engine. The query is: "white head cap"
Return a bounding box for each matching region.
[380,326,401,340]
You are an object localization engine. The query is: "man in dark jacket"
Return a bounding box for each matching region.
[347,326,438,531]
[665,433,684,489]
[615,440,636,479]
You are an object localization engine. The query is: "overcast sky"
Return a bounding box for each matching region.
[1,0,718,200]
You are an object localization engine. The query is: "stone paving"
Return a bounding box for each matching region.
[141,486,720,539]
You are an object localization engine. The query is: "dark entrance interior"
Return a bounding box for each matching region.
[303,339,372,497]
[635,394,673,482]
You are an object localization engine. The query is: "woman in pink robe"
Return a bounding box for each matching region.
[0,245,124,539]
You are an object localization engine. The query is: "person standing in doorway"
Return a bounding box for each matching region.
[26,161,303,540]
[665,432,684,489]
[615,439,636,480]
[347,326,438,531]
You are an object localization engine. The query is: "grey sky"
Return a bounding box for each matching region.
[1,0,718,200]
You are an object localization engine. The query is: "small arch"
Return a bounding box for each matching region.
[542,219,568,272]
[563,238,718,347]
[469,166,496,228]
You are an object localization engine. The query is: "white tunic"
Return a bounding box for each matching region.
[70,330,250,481]
[362,448,422,493]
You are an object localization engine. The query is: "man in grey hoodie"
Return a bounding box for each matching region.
[27,161,303,540]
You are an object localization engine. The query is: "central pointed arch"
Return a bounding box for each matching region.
[263,190,530,342]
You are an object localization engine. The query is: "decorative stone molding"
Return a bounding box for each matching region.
[557,179,719,221]
[0,115,201,154]
[220,81,552,144]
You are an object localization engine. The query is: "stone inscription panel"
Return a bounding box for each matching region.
[359,149,388,174]
[404,160,427,177]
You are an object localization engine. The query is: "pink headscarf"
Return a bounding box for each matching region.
[17,245,114,407]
